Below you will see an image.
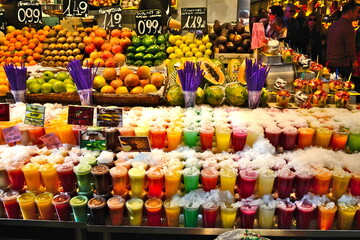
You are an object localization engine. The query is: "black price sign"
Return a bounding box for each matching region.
[63,0,88,17]
[119,136,151,152]
[135,9,162,35]
[0,10,6,32]
[98,6,122,30]
[17,0,42,24]
[181,7,207,31]
[96,107,123,127]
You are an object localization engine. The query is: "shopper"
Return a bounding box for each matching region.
[265,5,284,37]
[328,1,341,21]
[283,3,300,48]
[267,17,287,41]
[326,0,359,78]
[298,13,322,60]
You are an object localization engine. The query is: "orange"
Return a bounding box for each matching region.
[14,42,22,50]
[16,35,23,41]
[26,56,34,62]
[37,29,44,35]
[34,47,42,54]
[29,60,37,66]
[0,84,10,96]
[9,38,17,43]
[43,26,50,31]
[38,35,46,42]
[12,56,20,63]
[25,32,32,40]
[32,33,39,39]
[43,30,49,36]
[6,33,14,41]
[0,78,9,86]
[8,46,15,52]
[16,51,25,57]
[0,37,6,45]
[28,42,36,50]
[3,52,10,58]
[25,49,34,56]
[32,52,40,60]
[3,40,9,46]
[21,45,28,51]
[29,39,39,45]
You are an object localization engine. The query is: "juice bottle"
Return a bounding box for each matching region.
[167,127,182,151]
[232,127,247,152]
[74,163,92,192]
[239,204,258,229]
[107,196,125,225]
[52,192,71,221]
[295,200,315,229]
[164,199,181,227]
[282,127,298,150]
[128,167,146,197]
[183,206,199,227]
[39,163,59,194]
[337,203,358,230]
[277,199,296,229]
[220,204,238,228]
[265,126,282,148]
[126,198,144,226]
[0,190,20,219]
[315,127,333,148]
[164,170,181,198]
[277,170,295,199]
[215,127,232,153]
[350,173,360,196]
[318,203,337,230]
[202,204,218,228]
[201,168,218,192]
[220,167,237,195]
[56,163,77,193]
[313,169,331,196]
[146,167,164,198]
[110,166,128,196]
[145,198,163,226]
[17,192,37,219]
[70,195,88,222]
[200,126,214,151]
[22,163,42,194]
[239,169,258,198]
[297,127,315,149]
[295,172,314,199]
[35,192,54,220]
[5,162,25,192]
[257,169,276,197]
[331,129,349,151]
[91,165,112,197]
[331,170,351,200]
[88,197,107,225]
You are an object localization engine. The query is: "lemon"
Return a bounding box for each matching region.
[198,45,206,53]
[196,40,203,46]
[189,43,196,49]
[194,52,203,58]
[202,36,210,44]
[205,49,212,56]
[166,47,175,54]
[185,52,193,57]
[206,42,213,49]
[175,51,184,58]
[143,84,157,94]
[175,35,182,40]
[182,47,190,53]
[175,40,183,47]
[115,86,129,94]
[169,53,177,60]
[185,39,193,45]
[204,55,210,58]
[179,44,187,50]
[168,35,176,45]
[191,48,199,54]
[28,83,41,94]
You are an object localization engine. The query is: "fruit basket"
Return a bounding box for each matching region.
[93,92,162,106]
[27,92,81,104]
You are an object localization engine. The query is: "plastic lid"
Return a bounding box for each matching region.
[201,168,219,177]
[52,193,71,205]
[0,190,20,202]
[107,196,125,208]
[35,192,54,203]
[145,198,162,210]
[70,196,88,207]
[39,163,56,173]
[90,165,109,175]
[125,197,144,210]
[110,166,127,177]
[56,163,74,172]
[128,167,146,177]
[17,192,36,203]
[87,197,106,209]
[74,163,92,174]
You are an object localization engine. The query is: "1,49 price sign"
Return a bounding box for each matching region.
[135,9,162,36]
[98,6,122,30]
[17,0,42,24]
[63,0,88,17]
[181,8,207,31]
[0,10,6,32]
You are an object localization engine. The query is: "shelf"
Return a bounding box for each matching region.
[0,218,87,229]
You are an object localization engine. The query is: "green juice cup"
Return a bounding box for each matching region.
[74,163,92,192]
[184,130,199,148]
[70,196,88,222]
[349,127,360,152]
[183,168,200,193]
[184,206,199,227]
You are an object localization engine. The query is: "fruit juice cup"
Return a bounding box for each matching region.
[202,204,219,228]
[232,128,247,152]
[184,129,199,148]
[201,168,218,192]
[5,162,25,191]
[220,204,238,228]
[257,170,276,197]
[337,203,358,230]
[119,126,135,136]
[183,172,199,193]
[107,196,125,225]
[297,127,315,149]
[356,205,360,230]
[145,198,163,226]
[265,127,282,148]
[164,170,181,198]
[91,165,112,196]
[331,129,349,151]
[295,173,313,199]
[200,127,214,151]
[259,204,275,229]
[0,190,20,219]
[28,126,45,145]
[167,127,182,151]
[70,195,88,222]
[74,163,92,192]
[52,192,71,221]
[164,199,181,227]
[295,201,316,229]
[350,174,360,196]
[184,206,199,227]
[282,127,298,150]
[318,204,337,230]
[0,190,4,217]
[315,127,333,148]
[39,163,59,194]
[35,192,54,220]
[147,168,164,198]
[22,163,42,193]
[17,192,37,219]
[331,171,351,200]
[246,126,262,147]
[215,127,232,153]
[150,127,166,149]
[277,170,295,199]
[348,128,360,152]
[126,198,144,226]
[128,167,146,198]
[239,169,258,198]
[110,166,128,196]
[105,128,120,151]
[18,123,31,145]
[134,126,150,137]
[88,197,107,225]
[44,123,58,136]
[277,201,296,229]
[239,205,258,229]
[313,170,331,196]
[72,125,88,145]
[0,163,9,189]
[57,163,77,193]
[220,168,237,194]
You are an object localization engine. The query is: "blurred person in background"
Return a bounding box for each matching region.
[267,17,287,41]
[298,13,322,61]
[265,5,284,37]
[283,3,300,48]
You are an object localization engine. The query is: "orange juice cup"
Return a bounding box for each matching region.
[331,129,349,151]
[57,125,77,145]
[39,163,59,194]
[110,166,128,196]
[313,170,331,195]
[107,196,125,225]
[22,163,42,194]
[315,128,333,148]
[164,199,181,227]
[166,127,182,151]
[318,204,337,230]
[119,126,135,136]
[298,128,315,149]
[164,170,181,198]
[44,123,58,136]
[35,192,54,220]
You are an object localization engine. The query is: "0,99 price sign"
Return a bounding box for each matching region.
[63,0,88,17]
[135,9,162,36]
[181,7,207,31]
[17,0,42,25]
[97,6,122,30]
[0,10,6,32]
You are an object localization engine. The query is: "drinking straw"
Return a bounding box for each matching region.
[245,58,270,91]
[335,68,338,80]
[177,61,203,92]
[3,62,27,90]
[347,73,352,82]
[66,60,98,90]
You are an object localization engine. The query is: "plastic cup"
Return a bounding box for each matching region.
[18,123,31,145]
[296,202,316,229]
[0,163,9,189]
[282,127,298,150]
[56,163,77,193]
[220,204,238,228]
[74,163,92,193]
[107,196,125,225]
[184,130,199,148]
[88,197,107,225]
[350,174,360,196]
[239,170,258,198]
[17,192,37,219]
[337,204,358,230]
[184,206,199,227]
[315,128,333,148]
[119,126,135,136]
[0,190,20,218]
[248,90,261,109]
[277,171,295,199]
[216,128,232,153]
[110,166,128,196]
[258,204,276,229]
[164,171,181,198]
[246,127,262,147]
[313,170,331,196]
[39,163,59,195]
[72,125,88,145]
[164,199,181,227]
[202,205,218,228]
[147,169,164,198]
[28,126,45,145]
[167,128,182,151]
[128,167,146,198]
[239,205,258,229]
[295,173,313,199]
[183,90,196,108]
[57,124,77,145]
[220,169,237,194]
[232,128,247,152]
[52,193,71,221]
[0,190,4,217]
[105,128,120,151]
[134,126,150,137]
[91,165,112,197]
[277,201,296,229]
[11,89,27,103]
[77,88,92,106]
[331,129,349,151]
[22,163,42,194]
[356,205,360,230]
[257,170,276,197]
[331,171,351,200]
[200,127,214,151]
[126,198,144,226]
[145,198,163,226]
[201,168,218,192]
[35,192,54,220]
[349,130,360,152]
[150,128,166,149]
[297,128,315,149]
[318,204,337,230]
[70,195,88,222]
[5,162,25,191]
[183,173,199,193]
[265,127,281,148]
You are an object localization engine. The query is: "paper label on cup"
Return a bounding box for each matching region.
[0,103,10,121]
[39,132,63,149]
[24,104,45,127]
[119,136,151,152]
[68,105,94,126]
[2,125,21,143]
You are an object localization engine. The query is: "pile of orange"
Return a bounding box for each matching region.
[0,68,10,96]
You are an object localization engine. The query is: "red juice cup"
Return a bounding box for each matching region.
[318,203,337,230]
[350,174,360,196]
[298,128,315,149]
[88,197,107,225]
[5,162,25,192]
[277,170,295,199]
[56,163,77,193]
[239,169,258,198]
[145,198,163,226]
[201,168,218,192]
[200,126,214,151]
[313,169,331,196]
[295,173,314,199]
[277,200,296,229]
[282,127,298,151]
[232,127,247,152]
[150,127,166,149]
[28,126,45,145]
[0,190,20,219]
[265,126,282,148]
[0,163,9,189]
[202,204,218,228]
[146,167,164,198]
[52,192,71,221]
[239,205,258,229]
[107,196,125,225]
[331,129,349,151]
[295,200,316,229]
[110,166,128,196]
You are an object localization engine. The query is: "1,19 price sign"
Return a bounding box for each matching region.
[0,10,6,32]
[98,6,122,30]
[135,9,162,36]
[63,0,88,17]
[181,7,207,31]
[17,0,42,24]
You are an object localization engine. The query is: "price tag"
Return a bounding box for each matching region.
[24,104,45,127]
[0,9,6,32]
[17,0,42,25]
[119,136,151,152]
[181,7,207,31]
[2,125,21,143]
[96,107,123,127]
[0,103,10,121]
[63,0,88,17]
[80,130,106,150]
[39,132,63,149]
[68,106,94,126]
[135,9,162,35]
[97,6,122,30]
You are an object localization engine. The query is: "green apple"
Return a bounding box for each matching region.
[63,79,74,85]
[43,71,55,82]
[56,72,70,81]
[41,82,53,94]
[66,84,77,93]
[48,79,57,85]
[53,81,67,93]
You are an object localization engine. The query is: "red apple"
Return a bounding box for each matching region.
[85,44,96,54]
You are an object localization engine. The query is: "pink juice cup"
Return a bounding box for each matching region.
[350,174,360,196]
[277,170,295,199]
[238,169,258,198]
[277,200,296,229]
[232,127,247,152]
[296,200,316,229]
[282,127,298,151]
[265,126,282,148]
[295,173,314,199]
[239,204,258,229]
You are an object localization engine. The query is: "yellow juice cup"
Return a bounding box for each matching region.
[220,168,237,194]
[337,204,358,230]
[35,192,54,220]
[315,127,333,148]
[221,204,238,228]
[128,168,146,198]
[39,163,59,194]
[164,199,181,227]
[257,170,276,197]
[134,126,150,137]
[216,128,232,153]
[17,192,37,219]
[258,204,275,229]
[57,125,77,145]
[246,126,263,147]
[22,163,42,194]
[167,127,182,151]
[331,171,351,200]
[164,170,182,198]
[126,198,144,226]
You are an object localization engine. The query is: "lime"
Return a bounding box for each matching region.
[41,82,53,94]
[53,81,67,93]
[28,83,41,94]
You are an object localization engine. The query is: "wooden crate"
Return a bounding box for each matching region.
[27,92,81,104]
